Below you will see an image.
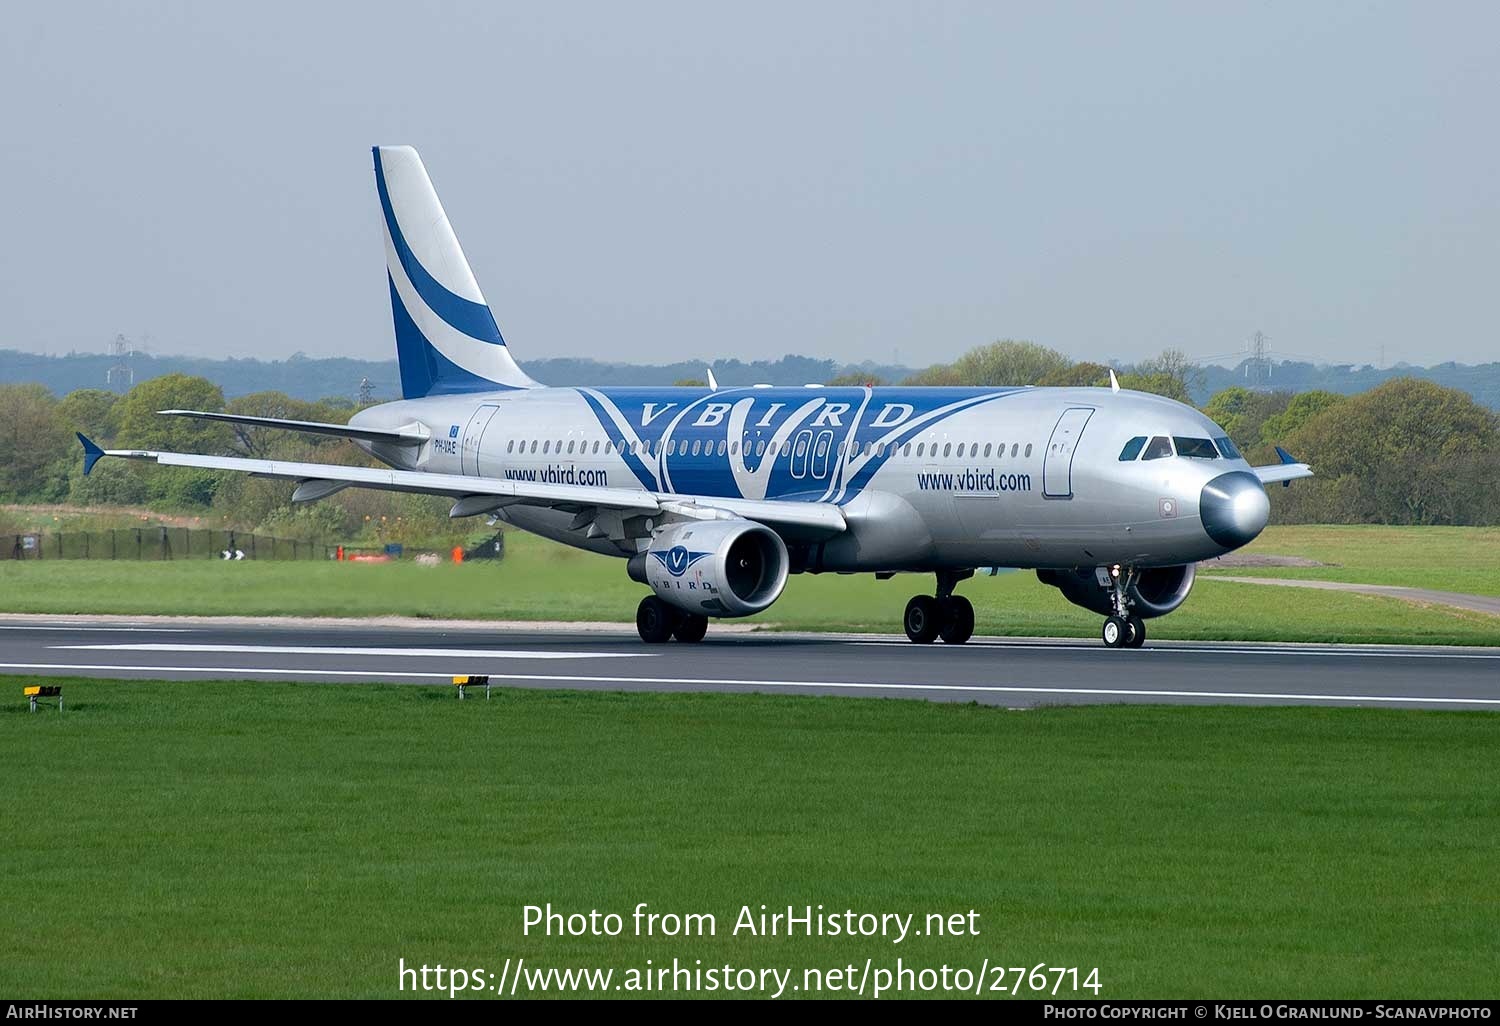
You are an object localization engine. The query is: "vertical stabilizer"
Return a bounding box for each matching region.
[374,145,537,397]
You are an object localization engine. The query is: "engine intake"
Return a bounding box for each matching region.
[628,519,789,618]
[1037,564,1196,620]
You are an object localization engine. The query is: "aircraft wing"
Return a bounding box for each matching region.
[1252,446,1313,486]
[158,409,430,446]
[77,436,846,539]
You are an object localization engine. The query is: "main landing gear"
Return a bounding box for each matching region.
[636,596,709,644]
[903,571,975,645]
[1100,566,1146,649]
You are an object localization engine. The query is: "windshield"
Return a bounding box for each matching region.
[1173,436,1219,460]
[1141,436,1173,460]
[1214,435,1242,460]
[1118,436,1146,461]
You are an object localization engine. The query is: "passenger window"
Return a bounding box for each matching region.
[983,443,992,457]
[530,440,538,454]
[1118,436,1147,461]
[943,443,952,458]
[1024,443,1032,457]
[1214,436,1241,460]
[506,440,515,454]
[1142,436,1173,460]
[542,440,550,454]
[1173,437,1218,460]
[1010,443,1018,458]
[916,443,925,457]
[902,443,911,457]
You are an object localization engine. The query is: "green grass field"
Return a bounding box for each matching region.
[1200,525,1500,596]
[2,679,1496,999]
[2,526,1498,645]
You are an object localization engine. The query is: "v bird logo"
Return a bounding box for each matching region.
[651,546,712,577]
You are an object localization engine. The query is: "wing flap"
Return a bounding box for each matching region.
[86,442,846,538]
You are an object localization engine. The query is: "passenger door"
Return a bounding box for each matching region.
[461,404,500,476]
[1042,407,1094,499]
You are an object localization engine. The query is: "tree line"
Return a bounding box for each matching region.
[2,347,1497,530]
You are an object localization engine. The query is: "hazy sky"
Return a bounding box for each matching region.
[2,2,1495,369]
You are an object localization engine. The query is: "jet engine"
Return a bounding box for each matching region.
[1036,564,1197,620]
[628,519,789,618]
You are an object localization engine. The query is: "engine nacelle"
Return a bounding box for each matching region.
[628,519,789,618]
[1036,564,1197,620]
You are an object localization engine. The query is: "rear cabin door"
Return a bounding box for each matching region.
[1042,407,1094,499]
[461,404,500,476]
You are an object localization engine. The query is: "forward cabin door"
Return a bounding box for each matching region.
[461,404,500,476]
[1042,407,1094,499]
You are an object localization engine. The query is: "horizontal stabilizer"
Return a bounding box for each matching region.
[158,410,429,446]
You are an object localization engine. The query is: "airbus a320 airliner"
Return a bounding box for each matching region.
[78,146,1312,647]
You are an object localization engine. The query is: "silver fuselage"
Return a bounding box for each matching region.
[351,384,1262,571]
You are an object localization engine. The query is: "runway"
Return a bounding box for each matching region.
[2,615,1498,709]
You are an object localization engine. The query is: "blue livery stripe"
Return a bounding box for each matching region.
[388,275,515,398]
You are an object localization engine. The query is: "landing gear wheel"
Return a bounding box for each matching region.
[904,595,941,644]
[636,596,677,643]
[1102,615,1128,648]
[938,596,975,644]
[1125,615,1146,649]
[673,614,709,643]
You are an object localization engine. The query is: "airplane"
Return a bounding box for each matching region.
[77,145,1312,648]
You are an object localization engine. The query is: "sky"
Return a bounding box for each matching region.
[1,2,1496,370]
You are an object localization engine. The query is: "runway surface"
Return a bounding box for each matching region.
[2,615,1498,709]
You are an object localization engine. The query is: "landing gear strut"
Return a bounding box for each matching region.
[903,571,975,644]
[636,597,710,644]
[1100,567,1147,649]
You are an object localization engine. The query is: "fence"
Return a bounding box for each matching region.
[3,528,341,562]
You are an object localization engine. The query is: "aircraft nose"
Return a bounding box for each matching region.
[1199,471,1269,549]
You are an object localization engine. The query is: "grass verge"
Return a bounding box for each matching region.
[2,527,1498,645]
[2,679,1496,998]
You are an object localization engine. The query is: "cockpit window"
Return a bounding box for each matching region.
[1214,435,1241,460]
[1173,436,1219,459]
[1118,436,1147,461]
[1142,435,1173,460]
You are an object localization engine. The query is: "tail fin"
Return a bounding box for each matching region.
[374,145,537,397]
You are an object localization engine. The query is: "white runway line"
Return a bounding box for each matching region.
[53,643,651,660]
[3,662,1497,707]
[0,625,193,632]
[845,640,1500,659]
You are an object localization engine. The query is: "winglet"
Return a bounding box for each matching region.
[1109,368,1120,393]
[1274,445,1298,465]
[706,367,719,391]
[77,433,105,476]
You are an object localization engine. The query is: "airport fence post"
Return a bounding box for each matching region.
[110,530,116,560]
[83,533,89,559]
[135,529,142,560]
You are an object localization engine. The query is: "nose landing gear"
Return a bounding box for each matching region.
[1100,566,1147,648]
[903,571,976,644]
